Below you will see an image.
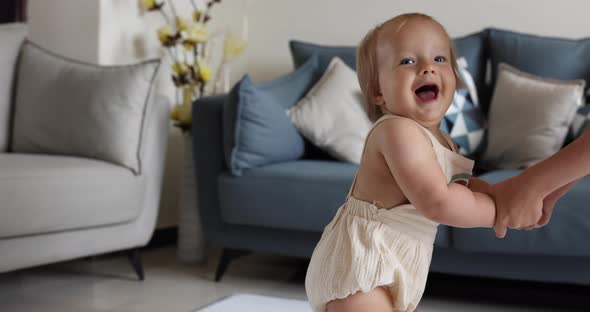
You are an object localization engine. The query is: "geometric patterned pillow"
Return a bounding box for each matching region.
[441,88,487,157]
[571,104,590,138]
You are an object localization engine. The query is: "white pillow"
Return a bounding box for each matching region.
[287,57,372,164]
[482,63,585,169]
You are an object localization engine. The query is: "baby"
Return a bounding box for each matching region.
[305,13,501,311]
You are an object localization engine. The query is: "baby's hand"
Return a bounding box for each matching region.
[468,178,492,195]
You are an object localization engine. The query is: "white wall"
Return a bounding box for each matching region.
[205,0,590,84]
[28,0,100,63]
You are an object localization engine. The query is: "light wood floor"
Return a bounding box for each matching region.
[0,246,583,311]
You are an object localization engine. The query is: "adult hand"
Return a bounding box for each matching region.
[520,199,556,231]
[532,180,578,229]
[489,175,544,238]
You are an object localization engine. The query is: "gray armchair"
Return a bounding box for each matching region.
[0,23,170,280]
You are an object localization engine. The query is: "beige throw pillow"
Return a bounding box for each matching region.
[11,41,160,174]
[482,63,585,169]
[287,57,372,164]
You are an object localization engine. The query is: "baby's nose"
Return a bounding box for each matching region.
[422,67,435,75]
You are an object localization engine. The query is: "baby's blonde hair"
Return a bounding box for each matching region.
[356,13,464,122]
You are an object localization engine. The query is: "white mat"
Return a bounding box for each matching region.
[196,294,312,312]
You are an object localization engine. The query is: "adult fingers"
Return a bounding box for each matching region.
[536,215,550,227]
[494,224,507,238]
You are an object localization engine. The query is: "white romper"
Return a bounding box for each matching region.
[305,114,474,312]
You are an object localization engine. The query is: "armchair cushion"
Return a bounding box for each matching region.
[11,41,160,174]
[0,154,143,238]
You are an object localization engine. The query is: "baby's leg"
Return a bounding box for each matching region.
[326,286,394,312]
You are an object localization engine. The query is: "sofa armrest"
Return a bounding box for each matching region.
[192,94,228,242]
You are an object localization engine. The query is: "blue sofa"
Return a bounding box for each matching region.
[193,28,590,284]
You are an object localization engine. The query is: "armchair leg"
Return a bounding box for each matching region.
[215,248,250,282]
[127,248,145,281]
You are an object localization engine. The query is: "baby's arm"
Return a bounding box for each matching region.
[378,119,495,228]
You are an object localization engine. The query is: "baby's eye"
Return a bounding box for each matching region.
[434,56,447,63]
[399,58,415,65]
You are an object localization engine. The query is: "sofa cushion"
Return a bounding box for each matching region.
[452,31,489,111]
[223,54,319,176]
[0,23,27,152]
[443,89,486,157]
[482,63,585,169]
[442,58,486,157]
[488,28,590,102]
[11,41,160,174]
[289,30,488,106]
[453,170,590,257]
[288,57,371,164]
[0,154,144,239]
[217,160,451,247]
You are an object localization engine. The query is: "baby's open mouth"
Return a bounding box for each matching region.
[415,84,439,101]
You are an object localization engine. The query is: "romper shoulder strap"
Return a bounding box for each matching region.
[346,114,400,199]
[441,132,457,152]
[346,114,448,199]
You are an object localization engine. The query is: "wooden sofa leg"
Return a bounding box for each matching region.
[215,248,250,282]
[127,248,145,281]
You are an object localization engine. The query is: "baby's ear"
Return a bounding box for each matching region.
[373,93,384,106]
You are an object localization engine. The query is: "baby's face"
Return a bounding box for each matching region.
[375,18,456,128]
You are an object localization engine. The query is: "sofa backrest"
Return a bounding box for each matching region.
[487,28,590,106]
[0,23,27,152]
[289,30,490,113]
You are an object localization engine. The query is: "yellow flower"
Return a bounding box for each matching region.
[192,10,210,23]
[172,62,192,87]
[193,10,203,22]
[172,62,189,76]
[183,23,208,47]
[175,17,191,32]
[143,0,163,11]
[157,25,177,47]
[197,58,212,82]
[223,33,248,59]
